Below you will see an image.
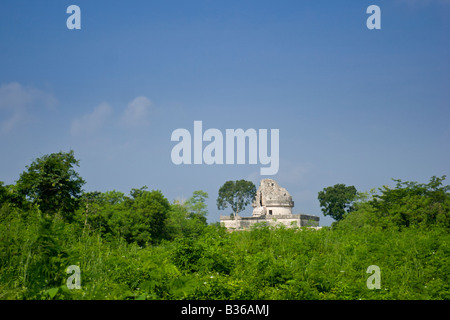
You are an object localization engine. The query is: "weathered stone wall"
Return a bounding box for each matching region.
[252,179,294,216]
[220,178,320,231]
[220,214,320,230]
[265,207,293,216]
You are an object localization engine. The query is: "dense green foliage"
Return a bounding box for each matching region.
[16,151,85,222]
[217,180,256,218]
[318,184,357,221]
[0,152,448,300]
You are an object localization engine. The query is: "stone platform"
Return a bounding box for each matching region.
[220,178,320,231]
[220,213,320,230]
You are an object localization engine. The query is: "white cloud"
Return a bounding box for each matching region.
[70,95,152,138]
[120,96,151,128]
[70,102,112,136]
[0,82,57,133]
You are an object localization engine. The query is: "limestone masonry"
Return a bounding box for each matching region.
[220,179,320,230]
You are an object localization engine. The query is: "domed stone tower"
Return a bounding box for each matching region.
[252,179,294,217]
[220,178,319,230]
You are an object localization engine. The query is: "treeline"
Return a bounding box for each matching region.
[0,151,208,244]
[318,176,450,230]
[0,151,449,300]
[75,188,209,246]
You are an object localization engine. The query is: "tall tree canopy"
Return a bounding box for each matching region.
[318,184,357,221]
[185,190,208,223]
[16,150,85,221]
[129,188,171,245]
[217,180,256,218]
[369,175,449,227]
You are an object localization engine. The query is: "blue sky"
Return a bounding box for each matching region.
[0,0,449,226]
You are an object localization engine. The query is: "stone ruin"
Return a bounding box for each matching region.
[252,179,294,217]
[220,178,320,230]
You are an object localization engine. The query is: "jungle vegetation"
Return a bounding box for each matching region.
[0,151,448,300]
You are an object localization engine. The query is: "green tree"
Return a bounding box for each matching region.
[0,181,27,211]
[217,180,256,219]
[0,182,7,205]
[16,150,85,221]
[369,175,449,228]
[83,190,129,239]
[167,190,209,238]
[129,188,171,246]
[167,201,191,238]
[79,191,102,232]
[0,182,19,222]
[185,190,208,223]
[318,184,357,221]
